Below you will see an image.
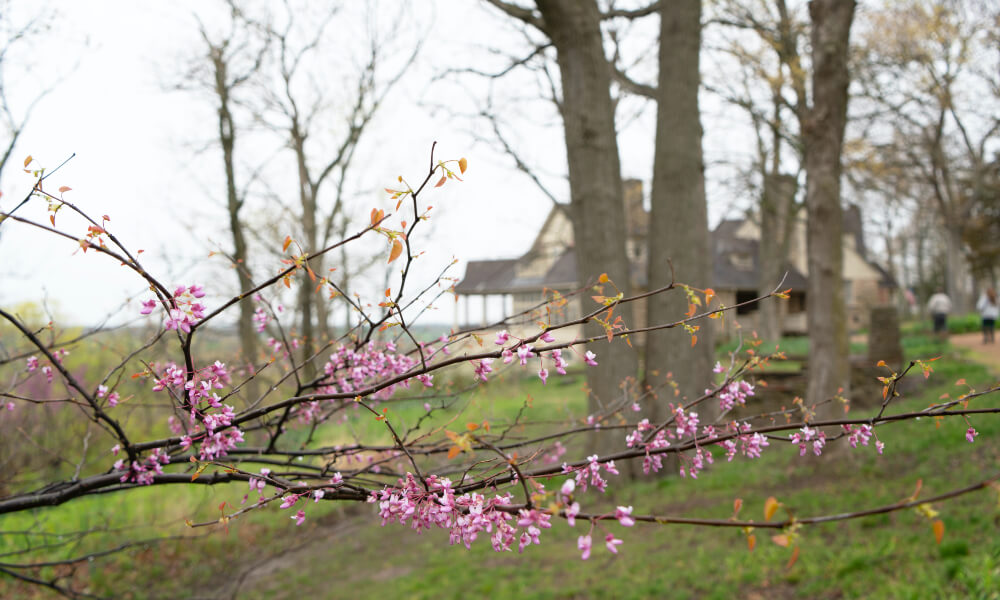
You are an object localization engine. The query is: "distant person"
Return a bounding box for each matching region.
[976,287,998,344]
[927,288,952,339]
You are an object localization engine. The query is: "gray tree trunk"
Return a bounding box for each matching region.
[803,0,855,409]
[757,173,798,343]
[536,0,638,454]
[644,0,713,416]
[212,47,258,404]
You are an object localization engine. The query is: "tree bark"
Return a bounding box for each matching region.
[758,173,798,343]
[644,0,713,414]
[536,0,638,454]
[211,47,259,403]
[803,0,855,409]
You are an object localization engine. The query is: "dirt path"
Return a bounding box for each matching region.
[949,331,1000,375]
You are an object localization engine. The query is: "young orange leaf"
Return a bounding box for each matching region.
[466,422,480,431]
[388,239,403,263]
[447,446,462,459]
[764,496,780,521]
[434,176,447,187]
[733,498,743,515]
[771,534,789,547]
[598,273,609,284]
[282,236,292,252]
[59,186,72,193]
[932,519,945,544]
[459,157,468,174]
[704,288,715,303]
[747,534,756,551]
[23,155,32,167]
[690,335,698,347]
[876,360,887,367]
[786,546,800,569]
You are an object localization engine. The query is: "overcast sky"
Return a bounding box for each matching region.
[0,0,749,327]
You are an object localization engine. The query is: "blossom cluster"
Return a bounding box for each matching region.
[150,360,244,461]
[489,329,597,386]
[140,284,206,333]
[321,341,418,401]
[114,447,170,486]
[370,473,543,553]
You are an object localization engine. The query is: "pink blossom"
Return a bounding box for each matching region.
[3,402,12,411]
[110,444,120,456]
[494,330,510,345]
[291,509,306,526]
[42,365,54,383]
[97,385,108,398]
[252,307,269,332]
[538,367,549,385]
[713,361,724,373]
[966,427,978,443]
[565,501,580,527]
[560,479,575,497]
[578,535,592,560]
[139,299,157,315]
[474,358,494,382]
[416,373,434,388]
[501,348,514,364]
[605,533,623,554]
[615,506,635,527]
[26,356,38,372]
[280,495,299,509]
[539,331,555,343]
[516,345,535,366]
[108,392,120,407]
[584,351,598,366]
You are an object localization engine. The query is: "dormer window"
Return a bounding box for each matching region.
[729,252,753,271]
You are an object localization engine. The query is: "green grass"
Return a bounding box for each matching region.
[2,333,999,599]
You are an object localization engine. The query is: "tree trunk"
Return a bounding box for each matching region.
[293,129,319,374]
[644,0,712,416]
[757,173,798,343]
[803,0,855,410]
[536,0,638,455]
[944,222,967,314]
[214,53,258,404]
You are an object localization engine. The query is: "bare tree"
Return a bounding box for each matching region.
[180,5,269,396]
[235,2,417,367]
[803,0,855,408]
[0,1,58,193]
[853,0,1000,312]
[485,0,639,454]
[644,0,714,410]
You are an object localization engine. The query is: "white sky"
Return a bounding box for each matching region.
[0,1,751,327]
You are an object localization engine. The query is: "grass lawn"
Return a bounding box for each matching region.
[2,333,999,599]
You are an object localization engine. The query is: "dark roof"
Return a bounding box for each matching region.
[711,225,808,292]
[454,259,518,295]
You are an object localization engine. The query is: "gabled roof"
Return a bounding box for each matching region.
[711,232,809,292]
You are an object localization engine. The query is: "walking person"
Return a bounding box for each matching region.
[976,287,998,344]
[927,288,952,340]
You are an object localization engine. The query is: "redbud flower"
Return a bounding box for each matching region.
[26,356,39,372]
[517,345,535,365]
[292,509,306,526]
[584,351,598,366]
[538,368,549,385]
[966,427,978,443]
[712,361,724,373]
[139,299,157,315]
[615,506,635,527]
[578,535,592,560]
[494,330,510,345]
[540,331,555,343]
[605,533,623,554]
